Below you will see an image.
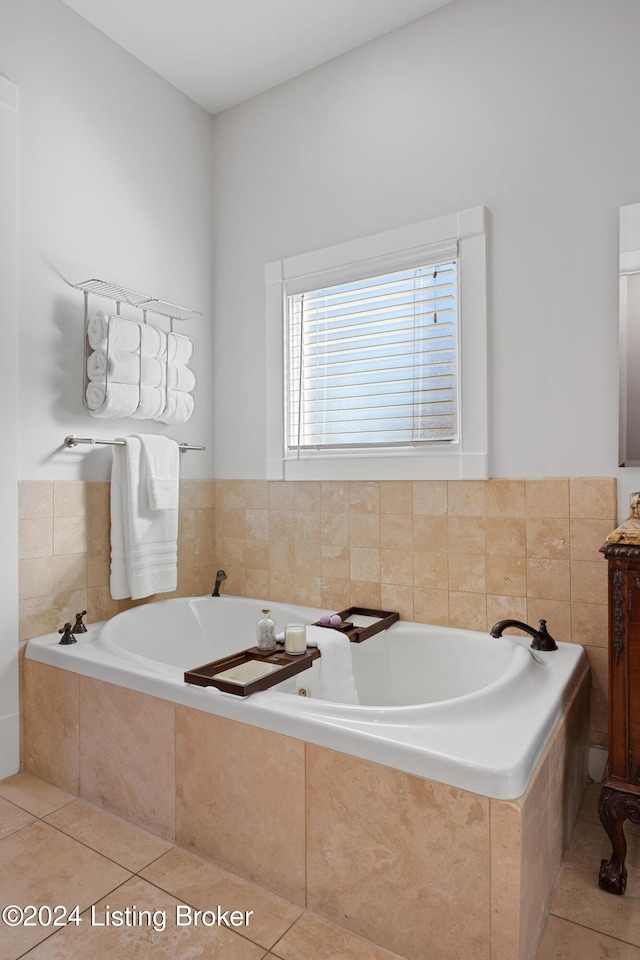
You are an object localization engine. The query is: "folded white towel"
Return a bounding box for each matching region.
[134,434,179,511]
[155,389,194,424]
[87,349,166,388]
[305,625,360,704]
[130,386,166,420]
[167,333,193,365]
[110,437,178,600]
[167,362,195,393]
[86,381,139,418]
[87,313,140,352]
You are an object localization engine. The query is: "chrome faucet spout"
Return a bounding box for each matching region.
[211,569,227,597]
[490,618,557,652]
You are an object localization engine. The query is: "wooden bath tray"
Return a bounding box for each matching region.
[312,607,399,643]
[184,646,320,697]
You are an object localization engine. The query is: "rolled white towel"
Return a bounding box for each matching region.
[87,313,141,352]
[130,386,166,419]
[87,348,139,383]
[86,381,139,418]
[167,333,193,365]
[140,323,167,359]
[154,388,194,424]
[167,362,195,393]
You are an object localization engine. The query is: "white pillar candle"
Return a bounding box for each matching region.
[285,623,307,655]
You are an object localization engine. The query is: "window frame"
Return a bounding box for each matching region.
[265,205,488,481]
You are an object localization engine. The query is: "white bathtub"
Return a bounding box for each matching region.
[26,595,588,800]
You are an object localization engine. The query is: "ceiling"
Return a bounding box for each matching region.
[60,0,454,115]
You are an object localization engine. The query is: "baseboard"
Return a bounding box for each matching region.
[0,711,19,779]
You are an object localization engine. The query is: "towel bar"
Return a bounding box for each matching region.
[64,434,205,452]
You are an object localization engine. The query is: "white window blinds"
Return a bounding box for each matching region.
[286,260,458,452]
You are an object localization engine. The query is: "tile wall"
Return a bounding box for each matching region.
[18,476,616,746]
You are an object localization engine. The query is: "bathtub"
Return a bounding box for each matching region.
[26,594,587,801]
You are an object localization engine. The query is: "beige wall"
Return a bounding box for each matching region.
[18,476,615,747]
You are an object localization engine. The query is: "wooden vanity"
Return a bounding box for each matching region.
[599,507,640,893]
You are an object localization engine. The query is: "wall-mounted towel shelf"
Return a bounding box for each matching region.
[64,434,205,452]
[73,279,202,322]
[75,278,199,422]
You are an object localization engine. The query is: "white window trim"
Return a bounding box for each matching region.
[265,205,488,481]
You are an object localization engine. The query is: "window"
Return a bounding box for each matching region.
[266,206,488,481]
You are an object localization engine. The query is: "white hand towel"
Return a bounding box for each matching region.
[167,333,193,365]
[130,386,166,420]
[87,349,166,388]
[167,362,195,393]
[86,381,139,418]
[109,437,178,600]
[155,389,194,424]
[305,625,360,704]
[87,312,141,352]
[134,434,179,511]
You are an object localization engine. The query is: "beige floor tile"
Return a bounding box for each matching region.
[43,800,173,872]
[579,782,603,826]
[140,845,302,950]
[0,795,36,839]
[550,818,640,946]
[537,915,640,959]
[0,820,131,960]
[0,772,74,818]
[271,912,404,960]
[22,875,267,960]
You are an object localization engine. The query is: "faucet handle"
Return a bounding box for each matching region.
[535,619,558,651]
[58,623,77,645]
[72,610,88,634]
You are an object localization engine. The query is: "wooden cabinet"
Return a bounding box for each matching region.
[599,532,640,894]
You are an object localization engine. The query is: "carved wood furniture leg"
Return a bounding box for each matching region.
[598,786,640,894]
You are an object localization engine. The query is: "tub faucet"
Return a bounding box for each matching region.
[211,569,227,597]
[490,618,558,651]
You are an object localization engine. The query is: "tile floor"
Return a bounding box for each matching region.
[0,773,639,959]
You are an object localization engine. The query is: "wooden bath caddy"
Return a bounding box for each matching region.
[184,646,320,697]
[313,606,399,642]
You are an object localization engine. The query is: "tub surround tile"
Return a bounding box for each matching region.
[570,560,608,604]
[447,479,486,516]
[569,477,617,520]
[526,559,571,601]
[413,586,449,625]
[380,548,413,586]
[19,556,54,600]
[22,661,80,795]
[53,553,88,595]
[349,579,381,607]
[294,480,321,512]
[321,544,350,580]
[244,479,269,510]
[175,707,306,906]
[413,513,448,551]
[0,820,132,959]
[53,517,88,556]
[79,678,175,841]
[485,517,526,557]
[448,553,486,594]
[380,583,414,621]
[349,546,381,582]
[19,518,53,560]
[380,481,412,516]
[19,481,53,519]
[349,480,379,514]
[413,479,447,515]
[486,479,526,518]
[447,514,485,554]
[349,512,380,548]
[448,590,487,630]
[53,481,87,518]
[269,480,294,511]
[44,799,173,873]
[570,601,608,648]
[526,518,570,559]
[486,593,527,626]
[305,745,491,960]
[485,556,526,598]
[525,478,569,518]
[141,845,302,950]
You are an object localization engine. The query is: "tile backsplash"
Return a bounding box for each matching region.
[18,476,616,747]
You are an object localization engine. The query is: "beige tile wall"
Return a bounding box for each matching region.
[18,476,616,746]
[18,480,216,641]
[215,477,615,748]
